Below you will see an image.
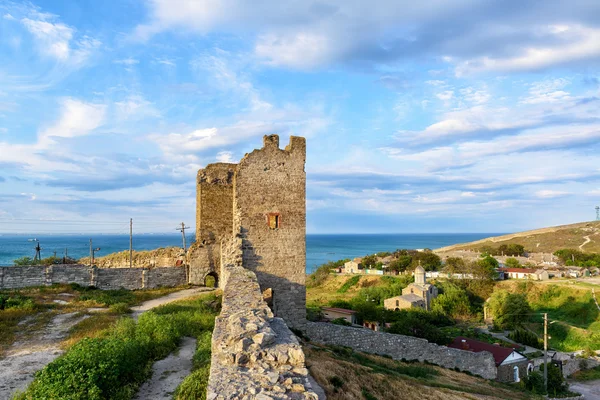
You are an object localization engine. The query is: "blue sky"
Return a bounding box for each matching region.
[0,0,599,234]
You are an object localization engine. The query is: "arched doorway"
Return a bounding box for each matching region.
[513,366,520,382]
[204,272,218,288]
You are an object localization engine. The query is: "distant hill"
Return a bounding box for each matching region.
[79,247,183,268]
[435,221,600,254]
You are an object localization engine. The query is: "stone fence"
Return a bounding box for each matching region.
[207,237,319,400]
[0,265,186,290]
[304,322,498,380]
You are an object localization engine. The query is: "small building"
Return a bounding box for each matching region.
[546,269,564,278]
[384,266,438,311]
[322,307,357,325]
[500,268,548,280]
[343,258,363,274]
[448,337,530,383]
[363,320,382,331]
[384,294,426,311]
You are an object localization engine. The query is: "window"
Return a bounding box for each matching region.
[396,300,399,307]
[267,213,280,229]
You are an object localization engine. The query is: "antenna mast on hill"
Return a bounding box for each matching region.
[596,206,599,221]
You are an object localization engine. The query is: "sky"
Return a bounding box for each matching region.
[0,0,599,235]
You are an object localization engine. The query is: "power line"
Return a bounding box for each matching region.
[176,222,190,252]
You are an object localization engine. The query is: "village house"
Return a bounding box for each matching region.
[384,266,438,311]
[321,307,357,325]
[448,337,531,383]
[500,268,549,280]
[343,258,363,274]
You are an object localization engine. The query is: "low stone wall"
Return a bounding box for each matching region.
[304,322,498,380]
[0,265,187,291]
[207,241,318,399]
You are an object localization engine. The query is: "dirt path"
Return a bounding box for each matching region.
[131,287,213,320]
[0,312,89,400]
[133,336,196,400]
[0,287,213,400]
[569,379,600,400]
[579,235,591,250]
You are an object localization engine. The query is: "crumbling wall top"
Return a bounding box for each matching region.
[197,163,236,185]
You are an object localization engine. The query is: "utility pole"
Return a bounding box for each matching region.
[89,239,101,266]
[544,312,548,393]
[63,248,68,264]
[177,222,190,252]
[53,251,57,258]
[129,218,133,268]
[29,239,41,261]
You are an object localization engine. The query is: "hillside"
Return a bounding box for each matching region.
[305,344,534,400]
[79,247,183,268]
[435,221,600,254]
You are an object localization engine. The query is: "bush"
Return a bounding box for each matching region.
[331,317,352,326]
[109,303,131,314]
[522,371,545,394]
[508,329,543,349]
[307,259,349,288]
[337,276,361,293]
[17,294,219,400]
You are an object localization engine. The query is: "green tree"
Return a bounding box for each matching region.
[443,257,467,274]
[488,290,532,330]
[388,255,412,273]
[504,257,521,269]
[13,257,38,266]
[412,251,442,271]
[362,254,378,269]
[540,363,569,396]
[431,283,472,319]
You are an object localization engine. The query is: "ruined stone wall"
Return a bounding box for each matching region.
[187,243,220,285]
[232,135,307,328]
[196,163,236,243]
[0,265,186,290]
[208,239,318,399]
[304,322,498,380]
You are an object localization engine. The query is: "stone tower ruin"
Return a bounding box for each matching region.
[189,134,307,327]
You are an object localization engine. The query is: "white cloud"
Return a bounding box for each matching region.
[114,58,139,66]
[0,128,7,134]
[535,190,570,199]
[436,90,454,101]
[521,78,571,104]
[39,98,106,146]
[456,25,600,75]
[21,17,73,60]
[114,95,161,120]
[216,151,233,163]
[3,13,15,20]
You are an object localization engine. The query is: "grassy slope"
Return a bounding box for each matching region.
[0,284,188,356]
[495,281,600,352]
[305,345,535,400]
[79,247,182,267]
[435,221,600,254]
[307,275,391,307]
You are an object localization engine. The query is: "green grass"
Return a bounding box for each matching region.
[337,275,361,293]
[13,293,220,400]
[173,331,212,400]
[571,365,600,381]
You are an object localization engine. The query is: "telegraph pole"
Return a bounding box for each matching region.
[129,218,133,268]
[177,222,190,252]
[89,239,93,266]
[544,313,548,393]
[29,239,41,261]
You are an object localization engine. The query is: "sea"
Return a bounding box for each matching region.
[0,233,499,273]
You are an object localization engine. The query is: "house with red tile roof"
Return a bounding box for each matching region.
[448,337,532,383]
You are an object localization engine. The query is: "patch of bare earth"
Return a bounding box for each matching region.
[133,337,196,400]
[0,312,89,399]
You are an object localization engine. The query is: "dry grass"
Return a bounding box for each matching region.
[436,221,600,254]
[307,275,387,307]
[305,345,535,400]
[0,284,191,354]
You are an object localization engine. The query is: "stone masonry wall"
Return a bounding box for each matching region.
[0,265,186,290]
[196,163,236,243]
[187,242,220,285]
[232,135,307,328]
[207,239,318,399]
[304,322,498,380]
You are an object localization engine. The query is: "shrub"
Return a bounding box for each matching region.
[109,302,131,314]
[337,276,361,293]
[307,259,349,288]
[331,317,352,326]
[508,329,543,349]
[522,371,545,394]
[17,294,219,400]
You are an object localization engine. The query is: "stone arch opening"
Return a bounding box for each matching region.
[204,271,219,288]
